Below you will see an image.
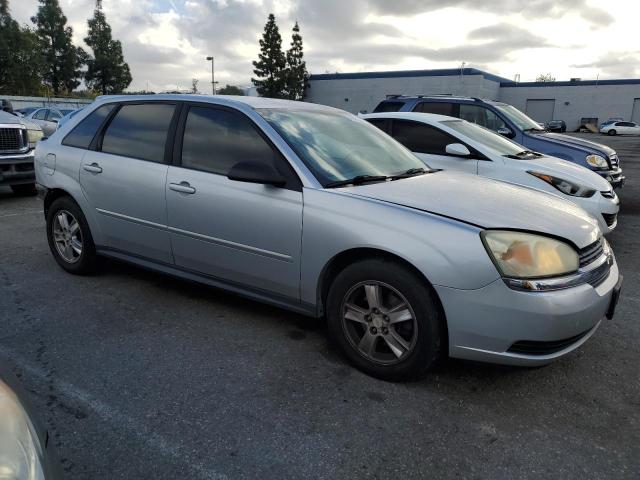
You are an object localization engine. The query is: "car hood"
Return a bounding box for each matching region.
[339,171,600,248]
[0,110,23,125]
[516,155,613,191]
[533,132,615,156]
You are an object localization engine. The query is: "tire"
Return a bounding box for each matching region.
[46,196,99,275]
[608,129,617,136]
[10,183,37,196]
[326,258,444,381]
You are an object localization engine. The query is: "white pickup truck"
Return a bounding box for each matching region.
[0,104,44,195]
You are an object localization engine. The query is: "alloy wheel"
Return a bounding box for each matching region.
[340,281,419,365]
[52,210,83,263]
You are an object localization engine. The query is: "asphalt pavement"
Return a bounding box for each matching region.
[0,132,638,479]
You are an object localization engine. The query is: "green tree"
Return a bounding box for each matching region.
[217,84,244,95]
[31,0,85,95]
[0,0,43,95]
[84,0,131,94]
[536,73,556,82]
[252,13,286,98]
[284,21,308,100]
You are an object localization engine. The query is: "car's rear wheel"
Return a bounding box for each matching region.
[46,196,99,274]
[10,183,37,196]
[608,129,617,136]
[326,258,444,381]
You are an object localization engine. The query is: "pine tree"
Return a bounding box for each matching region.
[252,13,287,98]
[0,0,43,95]
[31,0,85,95]
[285,21,308,101]
[84,0,132,94]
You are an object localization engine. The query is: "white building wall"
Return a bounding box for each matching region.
[306,74,501,114]
[499,84,640,131]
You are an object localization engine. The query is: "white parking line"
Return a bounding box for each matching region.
[0,345,228,480]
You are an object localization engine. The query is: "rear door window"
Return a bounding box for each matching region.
[62,104,116,149]
[366,118,391,134]
[101,103,176,163]
[33,109,47,120]
[459,104,506,132]
[392,119,458,155]
[373,101,404,113]
[413,102,455,116]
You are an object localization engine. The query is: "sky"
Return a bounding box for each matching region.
[9,0,640,92]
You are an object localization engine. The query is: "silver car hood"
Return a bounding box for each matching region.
[339,171,600,248]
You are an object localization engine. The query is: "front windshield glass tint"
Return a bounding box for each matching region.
[259,108,425,185]
[441,120,525,156]
[494,104,544,131]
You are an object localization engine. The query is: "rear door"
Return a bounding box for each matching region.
[390,119,478,174]
[79,102,178,263]
[165,104,303,299]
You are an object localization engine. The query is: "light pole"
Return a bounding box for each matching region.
[206,56,216,95]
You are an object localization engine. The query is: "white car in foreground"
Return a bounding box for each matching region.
[600,121,640,136]
[362,112,620,233]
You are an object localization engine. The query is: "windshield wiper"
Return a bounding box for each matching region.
[503,150,542,159]
[389,167,431,179]
[324,175,389,188]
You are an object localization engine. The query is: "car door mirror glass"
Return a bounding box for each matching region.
[227,161,287,187]
[445,143,471,157]
[497,127,514,138]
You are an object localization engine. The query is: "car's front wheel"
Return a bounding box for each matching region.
[326,258,444,381]
[46,196,99,274]
[608,129,617,136]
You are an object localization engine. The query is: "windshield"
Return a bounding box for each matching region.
[259,108,426,186]
[494,104,544,131]
[441,120,527,156]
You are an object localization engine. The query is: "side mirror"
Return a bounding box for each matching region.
[227,161,287,187]
[497,127,514,138]
[445,143,471,157]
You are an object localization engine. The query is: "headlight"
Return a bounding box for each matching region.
[0,379,45,480]
[528,171,596,197]
[26,129,44,149]
[481,231,579,279]
[586,154,608,169]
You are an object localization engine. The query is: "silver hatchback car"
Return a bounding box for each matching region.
[35,95,622,381]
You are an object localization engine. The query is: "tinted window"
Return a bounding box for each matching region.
[366,118,390,133]
[33,109,47,120]
[392,120,457,155]
[47,110,62,121]
[373,101,404,113]
[102,103,175,162]
[414,102,454,116]
[459,104,506,132]
[181,106,280,176]
[62,104,116,149]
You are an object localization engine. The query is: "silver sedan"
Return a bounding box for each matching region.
[34,95,622,381]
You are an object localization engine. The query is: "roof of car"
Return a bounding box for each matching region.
[362,111,460,123]
[94,94,341,113]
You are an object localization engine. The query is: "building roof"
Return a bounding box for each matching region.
[309,68,511,84]
[500,78,640,87]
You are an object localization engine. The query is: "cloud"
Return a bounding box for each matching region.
[572,53,640,78]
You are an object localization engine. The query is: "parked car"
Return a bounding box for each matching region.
[0,365,63,479]
[25,108,64,137]
[600,118,624,129]
[546,119,566,132]
[0,108,44,195]
[56,107,84,129]
[600,121,640,136]
[14,106,40,117]
[362,112,620,233]
[373,96,625,189]
[35,95,622,380]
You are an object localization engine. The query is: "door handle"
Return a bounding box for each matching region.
[169,182,196,194]
[83,163,102,174]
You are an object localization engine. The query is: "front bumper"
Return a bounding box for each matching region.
[596,168,625,189]
[435,258,620,367]
[0,151,35,186]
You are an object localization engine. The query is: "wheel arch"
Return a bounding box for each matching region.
[43,187,76,216]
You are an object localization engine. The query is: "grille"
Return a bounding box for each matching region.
[609,154,619,167]
[578,238,604,268]
[507,329,592,355]
[600,190,615,199]
[602,213,617,227]
[0,128,25,152]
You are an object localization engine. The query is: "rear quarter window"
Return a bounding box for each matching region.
[413,102,456,116]
[62,104,116,149]
[373,101,404,113]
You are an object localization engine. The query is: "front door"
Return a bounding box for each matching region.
[79,102,178,263]
[166,104,303,300]
[391,119,478,174]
